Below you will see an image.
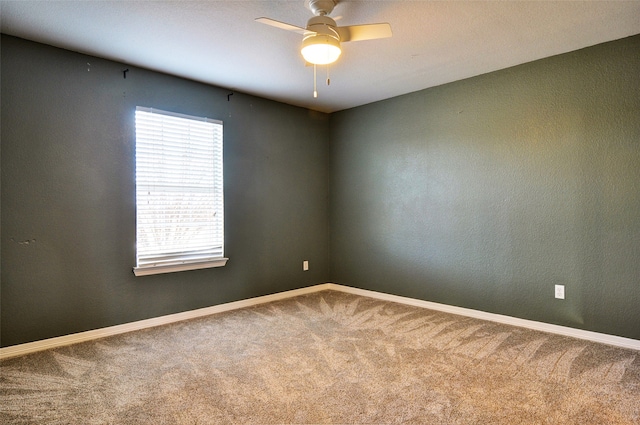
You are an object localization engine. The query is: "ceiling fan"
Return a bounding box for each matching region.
[256,0,392,67]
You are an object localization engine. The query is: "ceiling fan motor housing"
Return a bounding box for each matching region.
[306,16,339,38]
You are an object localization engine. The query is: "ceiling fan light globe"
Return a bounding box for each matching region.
[301,34,341,65]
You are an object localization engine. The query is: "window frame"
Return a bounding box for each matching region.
[133,106,227,276]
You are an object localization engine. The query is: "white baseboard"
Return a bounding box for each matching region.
[0,284,332,360]
[326,284,640,351]
[2,282,638,359]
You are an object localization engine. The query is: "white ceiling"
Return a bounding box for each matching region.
[1,1,639,113]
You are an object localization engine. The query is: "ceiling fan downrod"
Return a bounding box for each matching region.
[307,0,337,16]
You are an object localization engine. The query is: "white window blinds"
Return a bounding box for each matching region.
[134,107,226,276]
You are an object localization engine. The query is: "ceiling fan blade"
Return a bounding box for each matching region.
[255,17,307,34]
[337,23,392,42]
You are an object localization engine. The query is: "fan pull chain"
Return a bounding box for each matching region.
[327,65,330,86]
[313,64,318,98]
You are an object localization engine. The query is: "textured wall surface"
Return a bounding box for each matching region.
[1,36,330,347]
[329,35,640,340]
[3,34,640,347]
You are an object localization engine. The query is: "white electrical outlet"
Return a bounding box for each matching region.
[555,285,565,299]
[303,260,309,271]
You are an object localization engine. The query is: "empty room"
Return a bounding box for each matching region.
[1,1,639,423]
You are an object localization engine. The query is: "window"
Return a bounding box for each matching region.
[133,107,226,276]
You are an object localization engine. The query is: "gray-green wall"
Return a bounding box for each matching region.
[330,35,640,340]
[3,34,639,347]
[1,35,330,347]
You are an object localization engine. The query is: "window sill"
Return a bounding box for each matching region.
[133,258,228,277]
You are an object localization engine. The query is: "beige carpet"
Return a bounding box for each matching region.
[1,290,639,424]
